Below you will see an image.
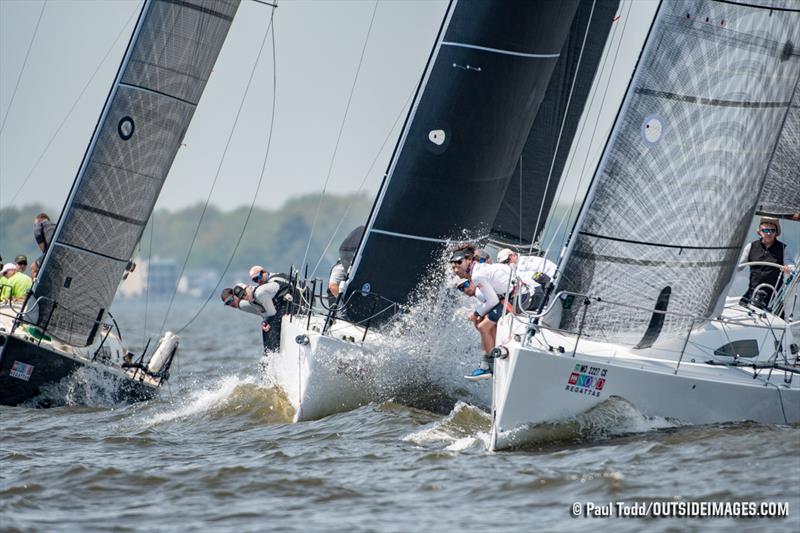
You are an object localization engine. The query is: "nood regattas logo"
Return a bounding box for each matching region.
[565,364,606,397]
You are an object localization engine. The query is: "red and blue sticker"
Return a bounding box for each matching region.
[565,363,607,397]
[10,360,34,381]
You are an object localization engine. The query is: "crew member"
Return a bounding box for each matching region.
[497,248,558,310]
[450,246,513,381]
[739,217,795,308]
[32,213,56,280]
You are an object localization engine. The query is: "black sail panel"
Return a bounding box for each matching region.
[344,0,581,323]
[490,0,620,247]
[32,0,239,346]
[757,83,800,218]
[554,0,800,346]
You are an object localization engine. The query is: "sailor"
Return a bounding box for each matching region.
[739,217,795,309]
[221,283,272,354]
[248,266,293,353]
[450,247,513,381]
[5,259,33,300]
[497,248,558,310]
[31,212,56,280]
[0,263,17,301]
[15,255,28,274]
[327,260,347,305]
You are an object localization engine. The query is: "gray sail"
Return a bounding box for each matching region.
[32,0,239,346]
[555,0,800,347]
[757,84,800,217]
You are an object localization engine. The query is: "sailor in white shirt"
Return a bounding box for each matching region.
[497,248,557,311]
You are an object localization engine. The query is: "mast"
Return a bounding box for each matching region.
[31,0,240,346]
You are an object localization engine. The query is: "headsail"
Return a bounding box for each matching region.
[32,0,240,346]
[490,0,620,249]
[343,0,582,324]
[757,82,800,218]
[554,0,800,346]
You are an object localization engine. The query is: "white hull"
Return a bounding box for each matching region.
[491,299,800,450]
[268,314,491,422]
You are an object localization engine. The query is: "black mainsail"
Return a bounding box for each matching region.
[554,0,800,346]
[343,0,582,324]
[490,0,620,249]
[31,0,240,346]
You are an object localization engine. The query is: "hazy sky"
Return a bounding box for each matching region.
[1,0,660,219]
[0,0,449,212]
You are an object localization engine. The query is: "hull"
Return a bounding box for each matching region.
[0,333,159,406]
[268,315,375,421]
[491,303,800,450]
[268,314,492,422]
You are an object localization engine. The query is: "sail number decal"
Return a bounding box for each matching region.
[10,361,34,381]
[565,364,607,397]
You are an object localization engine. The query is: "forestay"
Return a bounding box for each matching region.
[555,0,800,347]
[344,0,582,324]
[32,0,239,346]
[490,0,620,248]
[757,83,800,217]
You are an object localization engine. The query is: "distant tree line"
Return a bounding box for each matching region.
[0,192,372,283]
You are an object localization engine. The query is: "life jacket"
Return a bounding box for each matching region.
[747,238,785,295]
[267,272,292,308]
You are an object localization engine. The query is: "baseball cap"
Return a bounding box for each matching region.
[497,248,514,264]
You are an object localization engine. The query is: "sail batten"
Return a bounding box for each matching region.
[33,0,240,346]
[554,0,800,345]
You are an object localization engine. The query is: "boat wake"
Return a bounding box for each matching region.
[404,397,683,453]
[499,396,682,450]
[147,374,294,426]
[403,401,492,451]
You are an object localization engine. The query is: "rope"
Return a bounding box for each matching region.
[173,8,279,335]
[0,0,47,135]
[544,0,633,260]
[309,83,416,277]
[299,0,379,272]
[529,0,597,254]
[2,3,139,209]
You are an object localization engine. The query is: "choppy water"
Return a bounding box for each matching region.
[2,298,799,532]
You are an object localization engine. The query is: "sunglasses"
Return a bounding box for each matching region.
[450,258,466,265]
[457,280,471,292]
[760,228,776,234]
[224,295,235,306]
[252,271,265,282]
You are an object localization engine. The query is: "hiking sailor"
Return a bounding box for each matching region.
[739,217,795,309]
[249,266,293,353]
[450,246,513,381]
[497,248,557,311]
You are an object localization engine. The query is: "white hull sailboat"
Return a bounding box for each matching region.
[491,296,800,450]
[268,0,620,421]
[489,0,800,449]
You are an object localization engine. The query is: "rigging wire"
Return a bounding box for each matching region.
[2,2,140,209]
[309,84,416,278]
[528,0,597,254]
[159,6,277,335]
[173,9,279,336]
[0,0,47,136]
[299,0,380,273]
[544,0,634,261]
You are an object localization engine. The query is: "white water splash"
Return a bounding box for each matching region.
[147,374,256,426]
[403,401,492,451]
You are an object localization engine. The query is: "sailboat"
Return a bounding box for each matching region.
[490,0,800,450]
[267,0,620,421]
[0,0,239,406]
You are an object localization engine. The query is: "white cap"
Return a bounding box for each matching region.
[1,262,17,275]
[497,248,514,264]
